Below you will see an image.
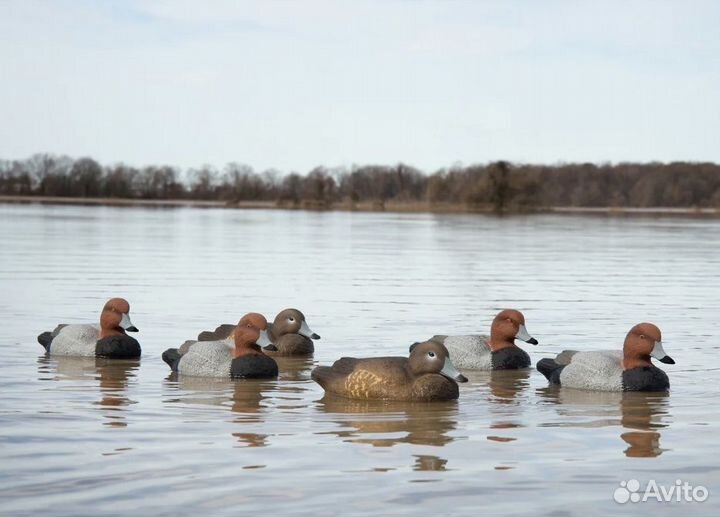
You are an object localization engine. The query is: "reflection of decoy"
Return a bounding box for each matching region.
[461,369,530,442]
[486,421,522,443]
[620,391,669,431]
[536,386,669,458]
[165,374,272,447]
[621,431,662,458]
[413,455,448,472]
[318,395,458,448]
[44,355,138,387]
[41,355,138,427]
[41,355,100,380]
[230,381,270,447]
[274,356,315,381]
[619,391,668,457]
[487,369,531,402]
[95,358,138,409]
[536,387,626,426]
[231,380,267,414]
[232,431,268,448]
[168,375,260,413]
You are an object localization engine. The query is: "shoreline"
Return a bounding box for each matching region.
[1,194,719,216]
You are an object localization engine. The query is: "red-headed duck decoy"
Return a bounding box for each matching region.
[37,297,141,359]
[311,341,468,401]
[163,313,278,379]
[536,323,674,391]
[411,309,538,370]
[190,308,320,356]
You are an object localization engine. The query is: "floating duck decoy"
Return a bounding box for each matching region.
[536,323,674,391]
[312,341,467,401]
[411,309,538,370]
[162,313,278,379]
[37,297,141,359]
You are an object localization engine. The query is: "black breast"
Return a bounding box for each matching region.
[622,366,670,392]
[230,354,279,379]
[491,347,531,370]
[95,335,142,359]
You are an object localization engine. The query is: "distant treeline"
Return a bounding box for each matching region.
[2,154,720,211]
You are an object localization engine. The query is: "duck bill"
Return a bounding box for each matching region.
[299,320,320,340]
[440,357,468,383]
[651,341,675,364]
[515,324,537,345]
[120,313,138,332]
[256,329,273,348]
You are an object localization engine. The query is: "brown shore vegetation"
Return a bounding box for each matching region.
[2,154,720,214]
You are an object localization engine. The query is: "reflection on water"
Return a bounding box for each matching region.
[485,368,532,402]
[161,356,317,449]
[274,356,316,381]
[620,392,669,458]
[413,455,448,472]
[537,387,669,457]
[164,375,272,447]
[318,396,459,448]
[2,204,720,516]
[317,395,459,472]
[38,356,139,428]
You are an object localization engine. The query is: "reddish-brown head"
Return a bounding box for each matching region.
[99,298,138,339]
[233,313,268,357]
[622,322,674,369]
[488,309,538,351]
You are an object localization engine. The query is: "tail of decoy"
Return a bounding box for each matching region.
[37,324,68,352]
[312,358,358,393]
[37,331,53,351]
[162,348,182,371]
[310,366,332,388]
[536,358,565,384]
[197,324,236,342]
[555,350,579,365]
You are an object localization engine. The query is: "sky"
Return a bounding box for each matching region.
[1,0,719,173]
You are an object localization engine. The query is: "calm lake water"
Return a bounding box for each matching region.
[1,203,719,516]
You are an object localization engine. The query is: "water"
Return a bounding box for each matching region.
[1,203,719,516]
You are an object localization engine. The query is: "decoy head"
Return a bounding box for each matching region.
[408,341,468,383]
[234,313,268,351]
[490,309,537,350]
[273,308,320,340]
[623,322,674,368]
[100,298,138,335]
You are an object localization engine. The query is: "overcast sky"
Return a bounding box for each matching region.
[1,0,718,172]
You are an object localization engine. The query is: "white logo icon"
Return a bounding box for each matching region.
[614,479,642,503]
[614,479,709,504]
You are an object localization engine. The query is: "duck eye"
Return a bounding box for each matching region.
[428,351,436,358]
[639,334,645,339]
[289,317,295,322]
